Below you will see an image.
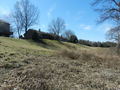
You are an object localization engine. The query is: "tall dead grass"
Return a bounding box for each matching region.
[59,49,80,59]
[59,48,120,64]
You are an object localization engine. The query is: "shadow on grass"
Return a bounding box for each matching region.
[27,39,59,50]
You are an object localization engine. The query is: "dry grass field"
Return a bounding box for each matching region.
[0,37,120,90]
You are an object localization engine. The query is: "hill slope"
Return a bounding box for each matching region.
[0,37,120,90]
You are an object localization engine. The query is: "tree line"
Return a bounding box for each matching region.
[22,29,116,47]
[78,39,116,47]
[23,29,78,43]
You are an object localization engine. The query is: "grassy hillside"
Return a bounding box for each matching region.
[0,37,120,90]
[0,36,89,63]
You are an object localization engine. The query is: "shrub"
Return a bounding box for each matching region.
[69,35,78,43]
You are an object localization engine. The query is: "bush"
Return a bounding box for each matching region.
[69,35,78,43]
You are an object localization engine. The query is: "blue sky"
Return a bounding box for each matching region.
[0,0,114,41]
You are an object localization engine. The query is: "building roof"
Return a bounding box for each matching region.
[0,19,10,25]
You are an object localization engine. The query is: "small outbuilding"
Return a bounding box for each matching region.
[0,20,13,37]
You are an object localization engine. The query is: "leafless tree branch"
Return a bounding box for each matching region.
[48,17,66,36]
[11,0,39,37]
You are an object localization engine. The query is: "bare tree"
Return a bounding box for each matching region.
[48,17,66,36]
[12,0,39,37]
[92,0,120,53]
[63,30,75,40]
[107,26,120,52]
[11,2,23,37]
[92,0,120,23]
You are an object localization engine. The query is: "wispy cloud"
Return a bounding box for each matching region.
[47,3,56,18]
[64,23,69,27]
[0,7,11,23]
[79,23,113,32]
[47,8,54,17]
[96,23,114,32]
[0,7,10,17]
[80,24,92,30]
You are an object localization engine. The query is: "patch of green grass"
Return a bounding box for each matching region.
[0,37,86,66]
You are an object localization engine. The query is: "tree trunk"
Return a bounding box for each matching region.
[25,26,28,34]
[18,29,20,38]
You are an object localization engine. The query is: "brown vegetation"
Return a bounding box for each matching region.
[1,48,120,90]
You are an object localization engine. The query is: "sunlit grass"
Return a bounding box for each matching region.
[1,37,119,90]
